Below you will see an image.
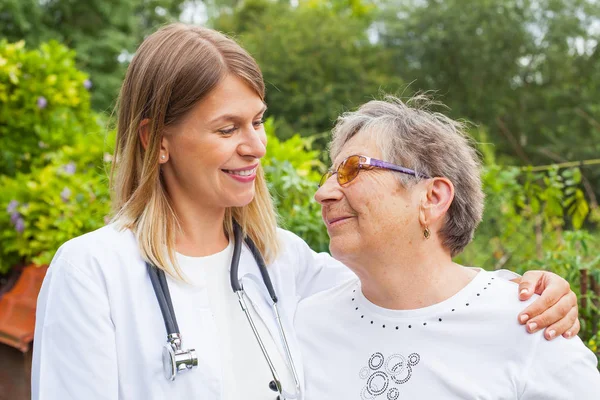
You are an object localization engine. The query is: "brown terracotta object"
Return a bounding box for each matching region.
[0,264,48,352]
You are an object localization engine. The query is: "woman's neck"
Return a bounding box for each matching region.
[352,246,477,310]
[171,202,229,257]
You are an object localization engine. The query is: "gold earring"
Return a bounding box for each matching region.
[423,226,431,239]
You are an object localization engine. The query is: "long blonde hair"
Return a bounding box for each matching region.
[110,23,279,278]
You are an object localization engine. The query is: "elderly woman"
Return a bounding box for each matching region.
[296,96,600,399]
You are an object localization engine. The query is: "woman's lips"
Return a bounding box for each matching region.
[326,216,353,227]
[222,165,258,183]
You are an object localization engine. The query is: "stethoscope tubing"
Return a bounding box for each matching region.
[147,262,179,335]
[239,230,278,303]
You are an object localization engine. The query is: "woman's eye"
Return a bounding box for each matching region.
[218,126,237,135]
[253,119,264,128]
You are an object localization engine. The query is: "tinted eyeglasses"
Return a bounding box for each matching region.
[318,155,430,187]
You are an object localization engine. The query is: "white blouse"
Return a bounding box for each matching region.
[175,242,294,399]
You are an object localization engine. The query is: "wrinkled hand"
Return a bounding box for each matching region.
[513,270,579,340]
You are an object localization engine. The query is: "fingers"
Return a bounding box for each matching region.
[517,270,543,301]
[562,316,581,339]
[520,291,578,338]
[518,272,570,324]
[540,303,578,340]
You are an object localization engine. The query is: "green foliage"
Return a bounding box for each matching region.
[0,0,187,110]
[262,118,330,252]
[213,0,402,143]
[0,40,97,176]
[0,39,112,273]
[459,162,594,269]
[0,131,112,274]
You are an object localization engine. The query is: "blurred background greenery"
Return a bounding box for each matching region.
[0,0,599,364]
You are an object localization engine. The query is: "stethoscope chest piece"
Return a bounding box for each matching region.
[162,333,198,381]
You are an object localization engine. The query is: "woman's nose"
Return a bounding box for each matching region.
[239,126,267,159]
[314,174,343,205]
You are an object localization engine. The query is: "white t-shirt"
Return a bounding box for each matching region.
[296,270,600,399]
[175,241,294,400]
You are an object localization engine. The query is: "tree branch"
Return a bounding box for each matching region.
[495,116,531,164]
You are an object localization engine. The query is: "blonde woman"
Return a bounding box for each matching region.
[32,24,579,400]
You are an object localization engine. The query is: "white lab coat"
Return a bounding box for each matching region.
[31,224,354,400]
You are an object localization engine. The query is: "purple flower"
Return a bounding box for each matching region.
[60,187,72,202]
[6,200,19,213]
[10,211,20,225]
[63,162,77,175]
[15,217,25,234]
[37,96,48,109]
[83,79,93,90]
[9,210,24,233]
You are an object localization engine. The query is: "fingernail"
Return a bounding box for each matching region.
[519,314,529,323]
[547,330,556,339]
[564,331,571,338]
[528,322,538,331]
[520,288,529,296]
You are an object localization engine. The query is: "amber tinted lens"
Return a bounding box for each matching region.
[338,155,361,185]
[319,171,333,187]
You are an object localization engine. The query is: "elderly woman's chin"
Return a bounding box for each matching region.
[328,232,362,265]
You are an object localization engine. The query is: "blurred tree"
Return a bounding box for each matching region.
[376,0,600,202]
[212,0,403,143]
[0,0,186,110]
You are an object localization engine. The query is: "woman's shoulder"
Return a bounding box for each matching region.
[276,227,306,246]
[57,223,136,257]
[274,227,327,263]
[50,223,141,279]
[277,227,310,249]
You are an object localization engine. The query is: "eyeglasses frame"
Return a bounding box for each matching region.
[318,155,430,188]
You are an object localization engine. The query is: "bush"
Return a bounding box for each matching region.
[0,40,95,176]
[262,118,330,252]
[0,131,112,273]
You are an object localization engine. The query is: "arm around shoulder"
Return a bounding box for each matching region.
[32,252,118,400]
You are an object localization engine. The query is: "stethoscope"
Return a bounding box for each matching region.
[146,221,302,399]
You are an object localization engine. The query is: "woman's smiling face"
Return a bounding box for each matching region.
[161,74,268,211]
[315,130,424,268]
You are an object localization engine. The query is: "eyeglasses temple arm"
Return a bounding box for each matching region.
[365,157,430,179]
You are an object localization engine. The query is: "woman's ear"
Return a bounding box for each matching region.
[139,119,169,163]
[419,177,455,227]
[138,118,151,150]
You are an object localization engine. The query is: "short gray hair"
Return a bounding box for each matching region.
[329,95,483,256]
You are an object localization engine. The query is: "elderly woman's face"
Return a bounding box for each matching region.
[315,131,424,266]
